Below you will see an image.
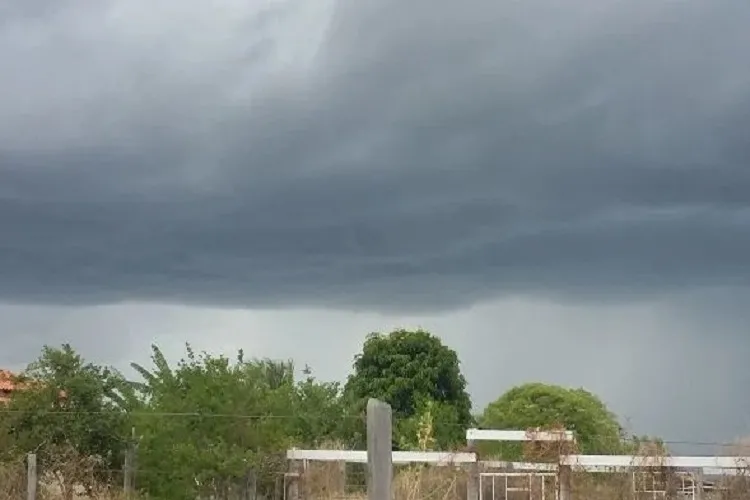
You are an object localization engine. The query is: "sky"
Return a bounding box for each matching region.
[1,0,750,452]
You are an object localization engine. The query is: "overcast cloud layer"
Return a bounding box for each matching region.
[1,0,750,309]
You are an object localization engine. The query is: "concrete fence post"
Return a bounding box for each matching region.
[366,398,393,500]
[123,445,135,497]
[27,453,37,500]
[123,427,137,498]
[466,439,479,500]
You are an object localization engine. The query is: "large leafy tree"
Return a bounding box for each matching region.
[479,382,625,459]
[343,329,472,449]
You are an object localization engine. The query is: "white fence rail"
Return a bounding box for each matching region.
[288,448,750,474]
[287,448,476,465]
[467,429,575,443]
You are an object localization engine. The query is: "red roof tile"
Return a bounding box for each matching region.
[0,370,17,392]
[0,369,67,401]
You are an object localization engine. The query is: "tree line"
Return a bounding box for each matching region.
[0,329,656,499]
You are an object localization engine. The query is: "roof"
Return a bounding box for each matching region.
[0,369,17,392]
[0,369,66,400]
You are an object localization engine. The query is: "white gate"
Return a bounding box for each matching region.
[479,472,558,500]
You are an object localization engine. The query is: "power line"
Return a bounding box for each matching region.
[0,408,742,448]
[0,409,351,419]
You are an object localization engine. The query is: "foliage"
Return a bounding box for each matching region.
[343,329,473,449]
[0,336,661,499]
[291,371,346,446]
[0,344,133,489]
[130,344,345,499]
[479,382,625,459]
[130,344,296,499]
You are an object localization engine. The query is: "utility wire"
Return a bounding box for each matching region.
[0,408,742,448]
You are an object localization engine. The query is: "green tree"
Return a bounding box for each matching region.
[291,368,346,446]
[131,344,339,500]
[343,329,472,449]
[1,344,133,489]
[131,344,293,499]
[479,382,624,459]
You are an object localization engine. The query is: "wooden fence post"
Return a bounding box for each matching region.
[245,468,257,500]
[337,460,347,495]
[366,398,393,500]
[691,468,704,500]
[558,465,571,500]
[286,459,301,500]
[27,453,37,500]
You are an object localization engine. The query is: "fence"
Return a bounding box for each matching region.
[287,409,750,500]
[9,400,750,500]
[286,451,750,500]
[10,451,261,500]
[12,452,130,500]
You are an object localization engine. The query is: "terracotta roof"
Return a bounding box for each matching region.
[0,369,66,401]
[0,369,17,392]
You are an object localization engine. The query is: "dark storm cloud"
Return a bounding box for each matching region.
[1,0,750,310]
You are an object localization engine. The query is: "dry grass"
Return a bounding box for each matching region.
[301,460,350,499]
[566,435,750,500]
[0,445,133,500]
[0,462,128,499]
[0,458,27,499]
[300,462,464,500]
[393,466,465,500]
